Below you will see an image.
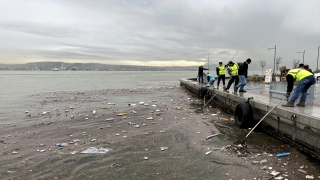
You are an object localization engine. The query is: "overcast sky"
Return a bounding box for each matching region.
[0,0,319,70]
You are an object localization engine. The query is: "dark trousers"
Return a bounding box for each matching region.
[226,76,239,89]
[198,73,204,83]
[217,75,225,86]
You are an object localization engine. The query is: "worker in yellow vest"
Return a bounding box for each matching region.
[282,68,316,107]
[216,61,227,90]
[224,61,239,92]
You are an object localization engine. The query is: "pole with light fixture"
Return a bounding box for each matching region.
[317,46,320,71]
[267,45,276,78]
[297,50,305,63]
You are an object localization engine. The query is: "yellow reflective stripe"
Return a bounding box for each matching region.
[289,70,301,74]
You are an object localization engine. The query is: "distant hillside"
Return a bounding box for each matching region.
[0,62,198,71]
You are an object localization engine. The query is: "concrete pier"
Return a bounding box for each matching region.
[179,78,320,158]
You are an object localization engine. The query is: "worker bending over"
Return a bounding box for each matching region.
[282,68,316,107]
[206,73,216,90]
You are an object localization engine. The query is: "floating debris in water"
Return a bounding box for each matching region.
[160,147,169,151]
[306,175,314,179]
[206,134,218,140]
[81,147,112,154]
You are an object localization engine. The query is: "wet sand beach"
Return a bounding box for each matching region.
[1,86,319,180]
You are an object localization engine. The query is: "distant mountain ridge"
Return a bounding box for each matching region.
[0,62,198,71]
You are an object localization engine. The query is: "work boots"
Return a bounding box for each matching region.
[282,102,294,107]
[296,102,305,107]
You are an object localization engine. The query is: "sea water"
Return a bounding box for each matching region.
[0,71,196,115]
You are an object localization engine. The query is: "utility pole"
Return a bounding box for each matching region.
[208,53,209,73]
[297,50,305,63]
[317,46,320,71]
[267,45,276,78]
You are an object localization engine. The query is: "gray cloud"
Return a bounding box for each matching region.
[0,0,319,70]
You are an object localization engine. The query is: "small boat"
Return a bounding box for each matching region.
[52,67,59,71]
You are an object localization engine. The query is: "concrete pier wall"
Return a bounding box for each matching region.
[179,78,320,158]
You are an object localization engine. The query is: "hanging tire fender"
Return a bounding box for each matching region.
[234,102,253,128]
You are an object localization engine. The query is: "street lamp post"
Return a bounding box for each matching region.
[267,45,276,78]
[297,50,305,63]
[317,46,320,71]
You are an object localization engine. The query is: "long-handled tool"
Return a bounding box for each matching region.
[234,96,287,145]
[196,90,220,113]
[230,50,239,62]
[203,90,220,108]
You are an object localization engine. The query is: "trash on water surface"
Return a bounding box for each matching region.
[276,152,290,157]
[274,176,284,180]
[144,157,148,160]
[146,117,153,120]
[71,115,74,119]
[134,125,140,128]
[117,112,127,116]
[205,151,212,155]
[270,170,280,176]
[139,102,145,105]
[160,147,169,151]
[56,143,68,147]
[111,163,121,168]
[260,159,267,163]
[41,111,50,115]
[211,114,217,116]
[108,103,115,105]
[70,151,77,155]
[306,175,314,179]
[252,161,260,164]
[90,138,96,142]
[93,110,96,115]
[106,118,114,121]
[206,134,218,140]
[81,147,112,154]
[297,169,307,174]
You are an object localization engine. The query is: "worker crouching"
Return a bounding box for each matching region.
[206,73,216,90]
[282,68,316,107]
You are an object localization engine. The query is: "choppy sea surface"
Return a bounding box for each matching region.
[0,70,264,115]
[0,71,198,115]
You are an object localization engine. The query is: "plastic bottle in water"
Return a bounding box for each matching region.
[276,152,290,157]
[260,159,267,163]
[56,143,68,147]
[252,161,260,164]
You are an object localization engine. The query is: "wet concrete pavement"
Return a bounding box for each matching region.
[1,86,319,180]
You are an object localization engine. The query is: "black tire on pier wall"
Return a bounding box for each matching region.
[234,102,253,128]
